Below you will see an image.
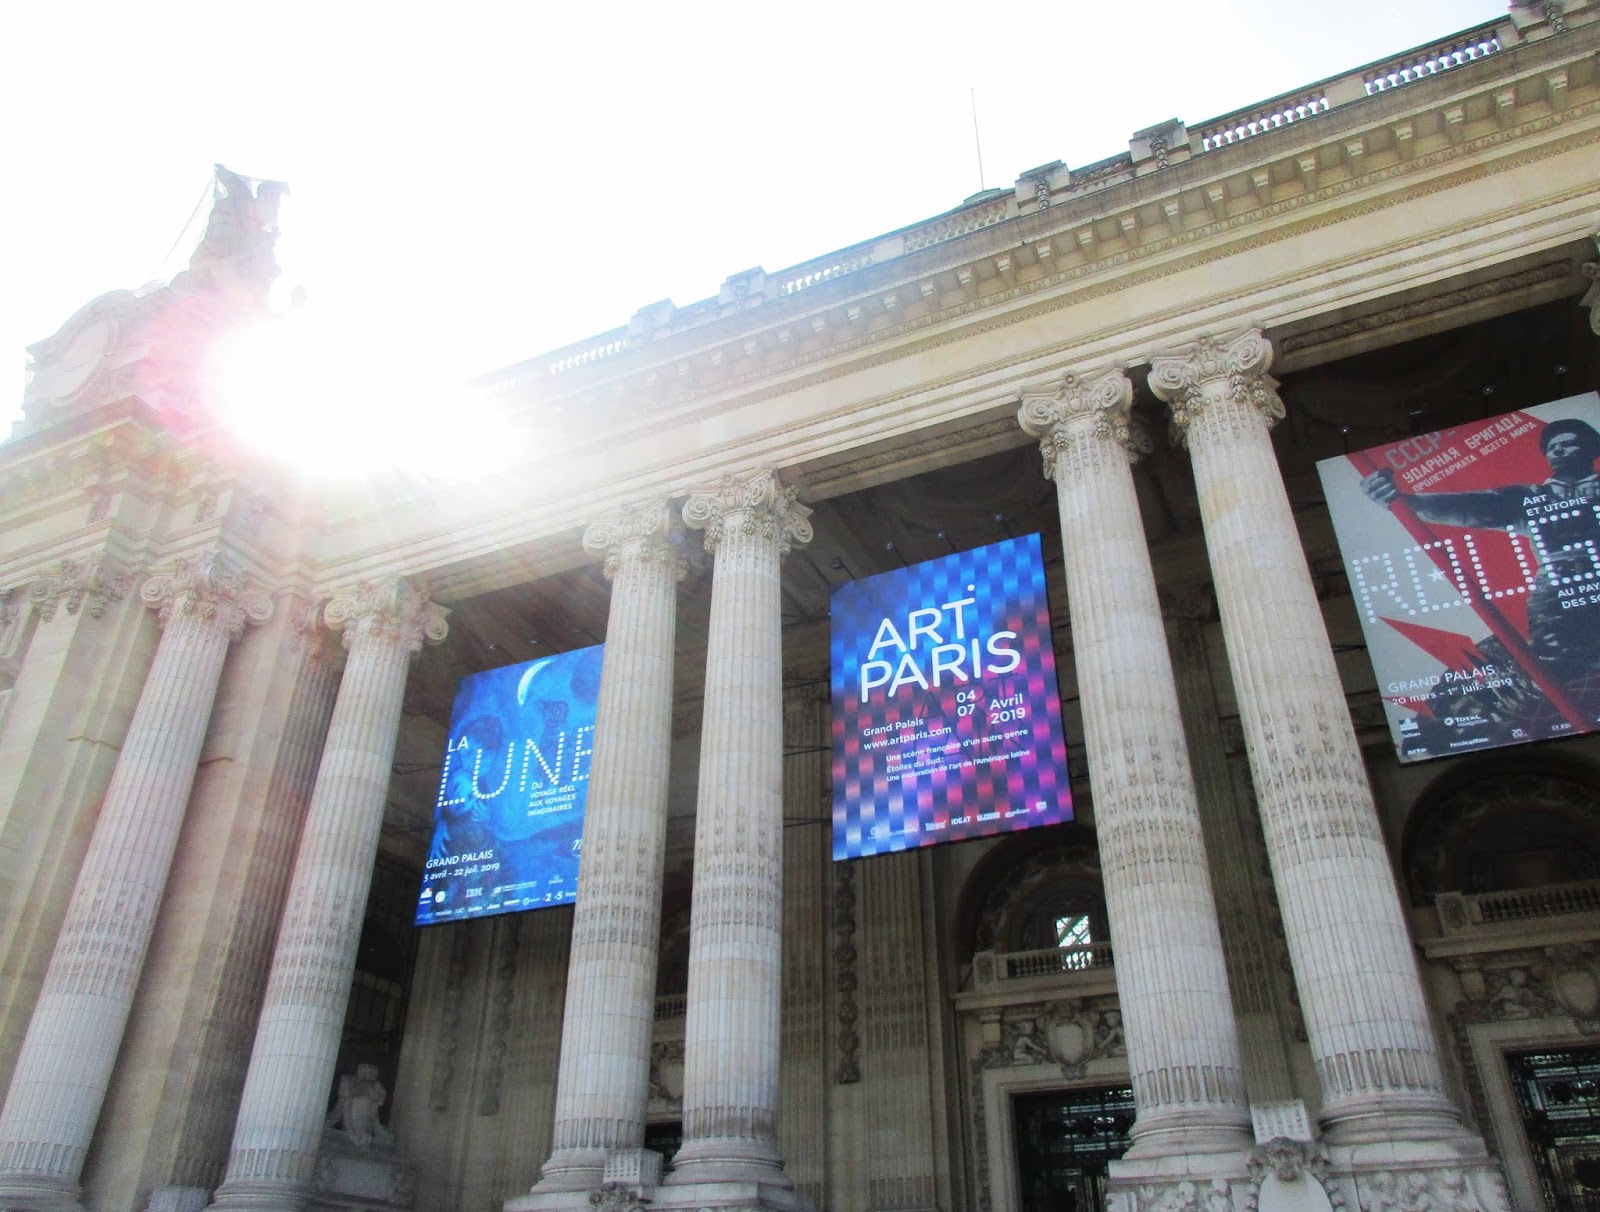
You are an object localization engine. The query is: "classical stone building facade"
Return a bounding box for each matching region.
[3,6,1600,1211]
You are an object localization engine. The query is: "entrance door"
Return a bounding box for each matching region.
[1013,1085,1135,1212]
[644,1120,682,1177]
[1510,1046,1600,1210]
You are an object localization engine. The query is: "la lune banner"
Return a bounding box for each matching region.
[1318,393,1600,764]
[830,533,1073,860]
[416,644,603,925]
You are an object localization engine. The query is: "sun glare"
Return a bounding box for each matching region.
[204,306,523,482]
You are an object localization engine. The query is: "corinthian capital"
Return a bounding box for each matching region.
[681,469,813,557]
[140,553,274,639]
[29,556,136,622]
[1580,234,1600,336]
[1149,328,1284,447]
[583,498,688,583]
[1018,368,1149,476]
[324,578,449,655]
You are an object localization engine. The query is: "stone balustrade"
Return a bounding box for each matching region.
[527,15,1531,377]
[1436,879,1600,935]
[971,943,1117,988]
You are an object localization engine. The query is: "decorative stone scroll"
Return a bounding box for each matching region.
[681,468,813,556]
[142,553,273,639]
[583,497,688,584]
[1018,367,1151,471]
[1151,328,1285,447]
[28,554,135,621]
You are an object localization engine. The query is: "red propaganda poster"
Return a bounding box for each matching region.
[1317,393,1600,763]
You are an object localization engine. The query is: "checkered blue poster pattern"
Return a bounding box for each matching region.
[416,645,603,925]
[831,534,1073,860]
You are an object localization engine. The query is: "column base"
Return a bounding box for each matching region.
[146,1188,210,1212]
[1121,1110,1255,1161]
[1105,1147,1252,1212]
[664,1137,792,1190]
[507,1149,660,1212]
[205,1180,311,1212]
[1320,1093,1472,1147]
[519,1147,606,1198]
[651,1179,812,1212]
[0,1174,84,1212]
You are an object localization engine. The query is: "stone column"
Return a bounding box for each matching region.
[1018,372,1252,1161]
[778,682,828,1209]
[207,580,446,1210]
[133,600,342,1212]
[0,555,271,1211]
[1151,330,1466,1146]
[1161,587,1297,1104]
[662,469,811,1207]
[516,499,685,1202]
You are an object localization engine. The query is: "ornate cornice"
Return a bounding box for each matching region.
[139,553,273,640]
[323,579,448,655]
[582,498,688,583]
[527,87,1600,434]
[1017,368,1147,476]
[28,555,136,622]
[681,469,813,557]
[1150,328,1285,447]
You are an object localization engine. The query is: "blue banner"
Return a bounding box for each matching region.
[416,644,603,925]
[831,534,1073,860]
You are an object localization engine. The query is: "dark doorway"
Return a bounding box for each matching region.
[1013,1085,1135,1212]
[1511,1046,1600,1210]
[646,1120,682,1177]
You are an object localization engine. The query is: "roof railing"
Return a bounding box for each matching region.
[532,16,1522,376]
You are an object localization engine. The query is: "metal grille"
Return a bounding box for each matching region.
[1510,1045,1600,1211]
[1013,1085,1135,1212]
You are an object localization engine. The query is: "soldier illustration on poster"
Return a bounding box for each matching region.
[1319,394,1600,762]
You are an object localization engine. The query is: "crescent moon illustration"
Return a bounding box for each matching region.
[517,658,553,705]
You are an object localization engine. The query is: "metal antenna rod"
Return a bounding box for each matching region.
[970,88,986,192]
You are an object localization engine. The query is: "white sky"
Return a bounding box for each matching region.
[2,1,1505,437]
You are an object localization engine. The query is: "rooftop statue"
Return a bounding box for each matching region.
[187,164,288,299]
[16,164,288,439]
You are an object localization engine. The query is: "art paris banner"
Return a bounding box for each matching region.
[1318,393,1600,763]
[830,533,1073,860]
[416,644,603,925]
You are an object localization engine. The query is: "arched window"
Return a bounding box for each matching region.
[1402,757,1600,905]
[956,826,1108,966]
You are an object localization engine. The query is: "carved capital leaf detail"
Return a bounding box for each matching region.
[324,578,449,655]
[681,468,813,557]
[1018,367,1146,475]
[29,556,136,623]
[1150,328,1284,447]
[140,553,273,640]
[582,497,688,582]
[1580,233,1600,336]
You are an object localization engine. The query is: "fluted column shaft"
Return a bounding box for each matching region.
[1153,330,1460,1143]
[669,469,811,1188]
[1019,373,1250,1158]
[531,501,685,1194]
[0,556,271,1209]
[208,581,446,1209]
[1163,596,1296,1104]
